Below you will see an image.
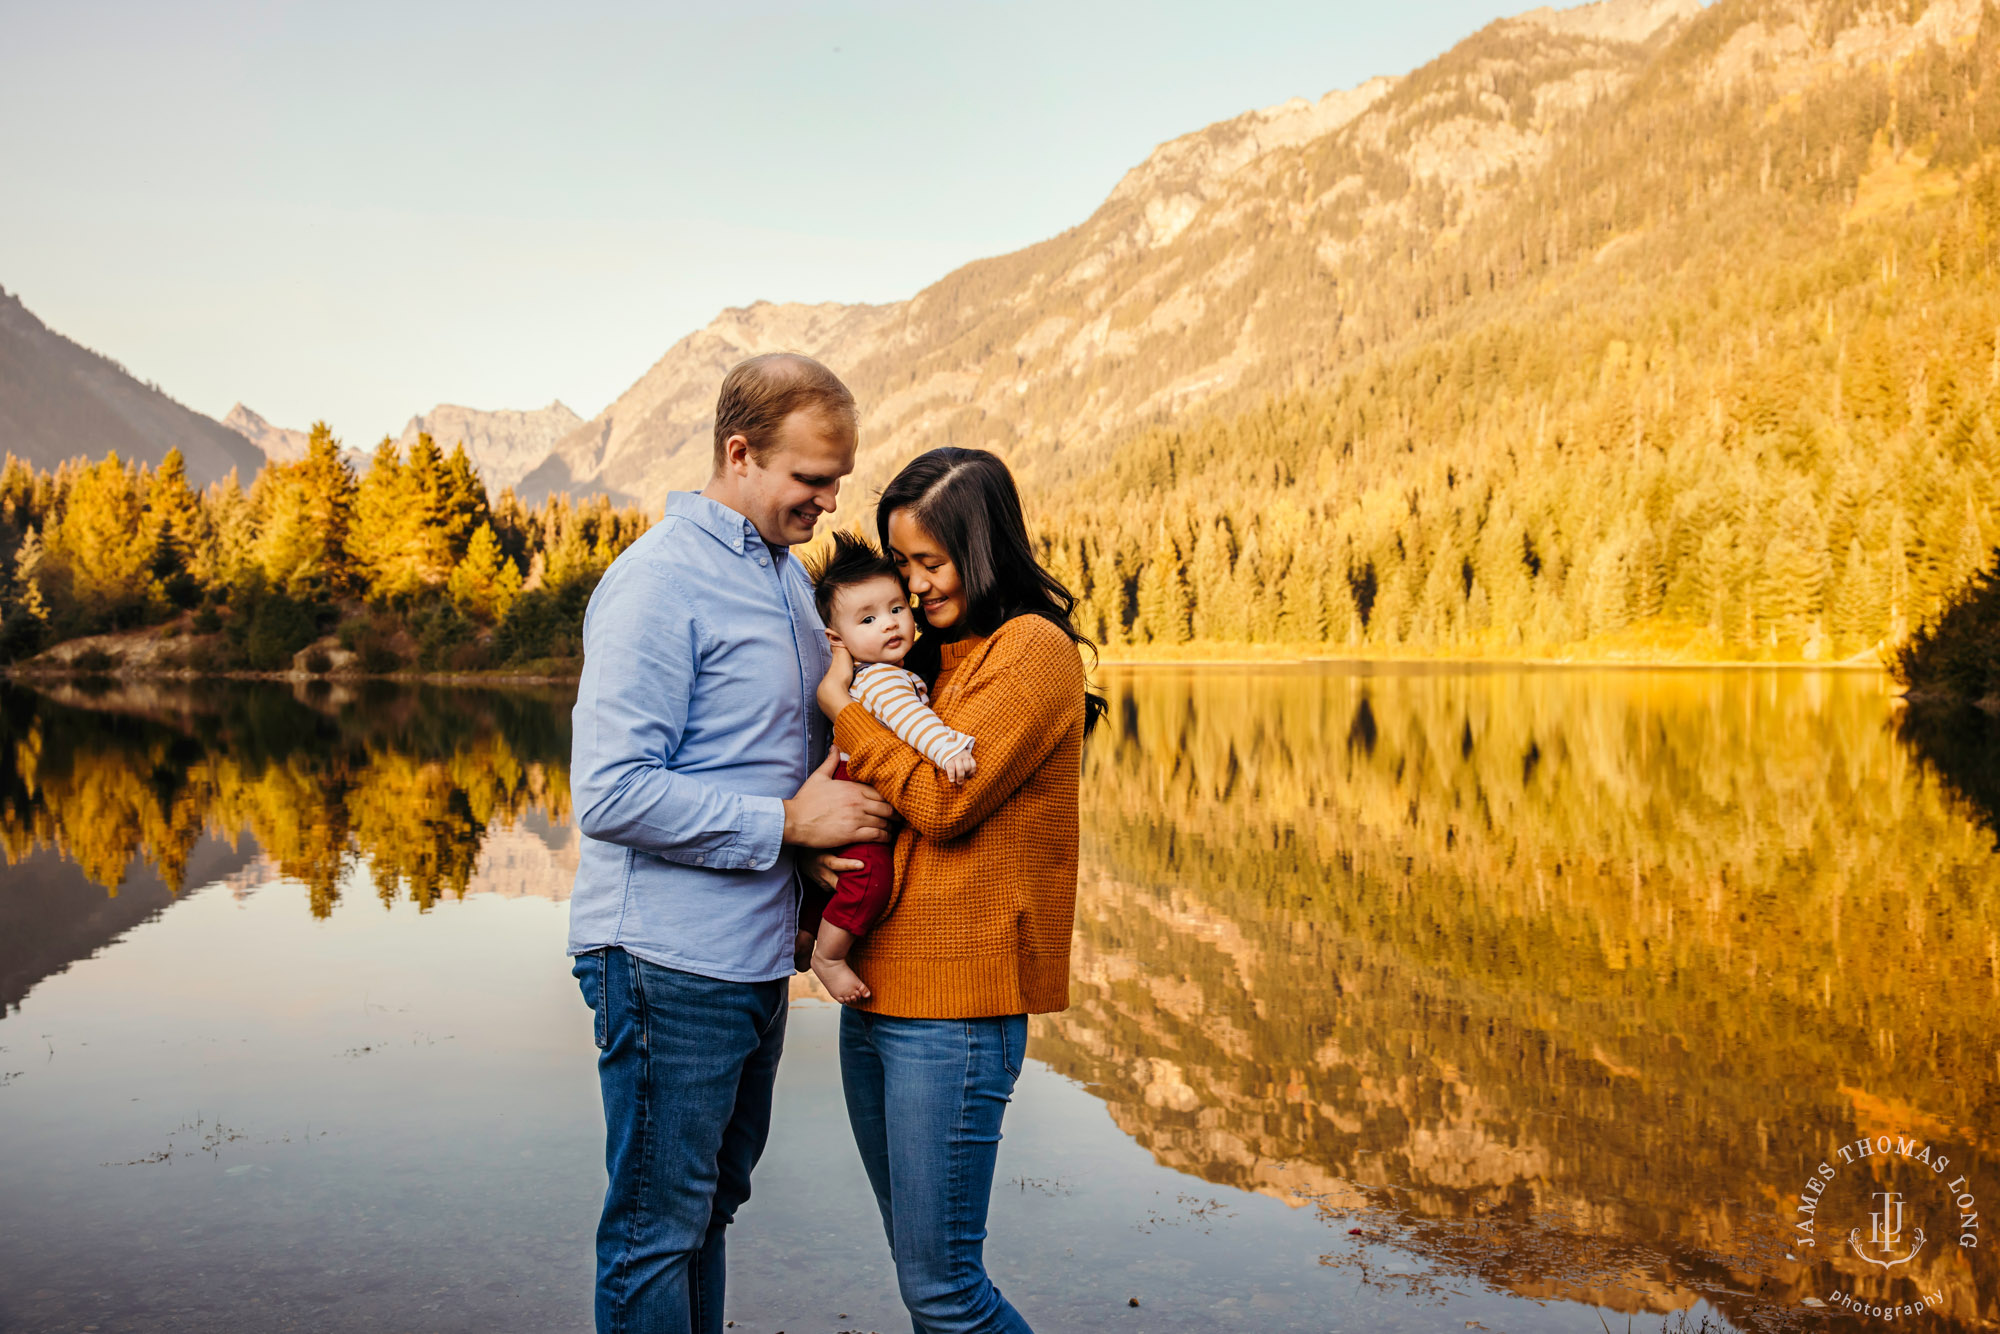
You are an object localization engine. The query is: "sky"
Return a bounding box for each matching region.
[3,0,1535,443]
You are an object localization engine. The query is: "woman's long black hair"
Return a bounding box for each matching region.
[876,447,1108,737]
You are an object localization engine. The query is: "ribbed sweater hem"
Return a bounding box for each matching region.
[851,951,1071,1019]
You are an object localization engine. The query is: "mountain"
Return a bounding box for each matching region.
[527,0,1993,664]
[524,0,1702,510]
[398,400,582,497]
[1022,0,2000,659]
[518,303,890,504]
[0,287,266,486]
[221,403,313,464]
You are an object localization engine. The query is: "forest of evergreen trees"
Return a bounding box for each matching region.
[0,429,650,672]
[1028,14,2000,662]
[6,7,2000,673]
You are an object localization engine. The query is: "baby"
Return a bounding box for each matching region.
[803,532,976,1003]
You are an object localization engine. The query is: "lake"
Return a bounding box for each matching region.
[1,668,1995,1333]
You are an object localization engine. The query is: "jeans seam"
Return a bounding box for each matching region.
[595,952,609,1050]
[952,1020,980,1304]
[612,951,654,1333]
[691,1231,710,1334]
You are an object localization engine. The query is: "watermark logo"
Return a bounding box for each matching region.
[1853,1189,1924,1269]
[1789,1131,1980,1321]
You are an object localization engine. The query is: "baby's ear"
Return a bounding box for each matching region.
[824,627,844,648]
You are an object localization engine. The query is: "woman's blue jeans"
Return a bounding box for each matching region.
[574,947,787,1334]
[839,1007,1036,1334]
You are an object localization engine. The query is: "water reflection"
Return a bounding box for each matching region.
[1046,666,1999,1329]
[1897,703,2000,849]
[1,680,573,918]
[4,670,1997,1330]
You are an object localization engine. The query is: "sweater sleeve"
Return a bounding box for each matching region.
[851,665,976,768]
[835,618,1082,841]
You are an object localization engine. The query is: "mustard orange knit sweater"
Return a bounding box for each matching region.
[835,615,1085,1018]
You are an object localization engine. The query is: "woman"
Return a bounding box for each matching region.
[814,446,1104,1334]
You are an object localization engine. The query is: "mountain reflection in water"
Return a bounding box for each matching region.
[1047,666,1998,1329]
[2,669,1995,1330]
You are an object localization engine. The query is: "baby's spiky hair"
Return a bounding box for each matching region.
[806,529,900,623]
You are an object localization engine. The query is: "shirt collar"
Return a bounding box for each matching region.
[664,490,776,558]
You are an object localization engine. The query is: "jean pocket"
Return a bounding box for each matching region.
[573,950,609,1050]
[1000,1014,1026,1079]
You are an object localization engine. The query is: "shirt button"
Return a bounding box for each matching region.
[756,556,768,567]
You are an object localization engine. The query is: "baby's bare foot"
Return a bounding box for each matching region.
[810,950,872,1004]
[793,929,815,973]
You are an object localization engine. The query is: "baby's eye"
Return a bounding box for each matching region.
[860,614,874,624]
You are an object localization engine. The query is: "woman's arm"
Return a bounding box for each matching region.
[833,618,1081,841]
[853,666,976,768]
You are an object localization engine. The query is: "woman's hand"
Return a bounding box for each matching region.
[805,850,866,892]
[817,645,856,722]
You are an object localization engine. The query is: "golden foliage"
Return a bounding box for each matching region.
[1033,666,2000,1322]
[0,682,573,917]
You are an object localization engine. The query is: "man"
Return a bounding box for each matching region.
[567,352,890,1334]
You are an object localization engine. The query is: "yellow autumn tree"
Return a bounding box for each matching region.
[251,423,356,598]
[42,453,162,629]
[447,522,523,623]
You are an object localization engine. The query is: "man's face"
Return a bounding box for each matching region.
[729,408,856,547]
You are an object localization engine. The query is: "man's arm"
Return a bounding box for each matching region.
[570,553,785,869]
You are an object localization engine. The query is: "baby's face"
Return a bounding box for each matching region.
[829,575,915,665]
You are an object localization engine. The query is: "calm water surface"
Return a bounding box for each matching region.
[1,670,1995,1333]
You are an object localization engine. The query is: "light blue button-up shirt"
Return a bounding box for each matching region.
[565,491,831,982]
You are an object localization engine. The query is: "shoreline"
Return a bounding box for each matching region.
[1093,653,1892,673]
[6,653,1897,688]
[4,666,583,687]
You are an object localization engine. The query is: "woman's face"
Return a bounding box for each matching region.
[887,508,966,633]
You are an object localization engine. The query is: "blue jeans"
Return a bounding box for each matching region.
[574,947,787,1334]
[840,1008,1035,1334]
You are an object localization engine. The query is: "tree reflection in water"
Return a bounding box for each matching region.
[5,669,1996,1329]
[1040,667,1998,1330]
[0,679,572,917]
[1898,704,2000,850]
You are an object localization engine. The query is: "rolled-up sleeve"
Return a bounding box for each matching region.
[570,555,785,869]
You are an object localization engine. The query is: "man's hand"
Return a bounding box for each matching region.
[782,748,892,848]
[806,850,867,891]
[817,645,856,722]
[941,750,977,784]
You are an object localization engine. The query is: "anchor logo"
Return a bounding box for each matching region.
[1848,1190,1926,1269]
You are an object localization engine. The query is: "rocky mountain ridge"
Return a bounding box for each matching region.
[221,403,313,464]
[516,301,890,504]
[397,400,582,494]
[0,288,265,486]
[518,0,1709,510]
